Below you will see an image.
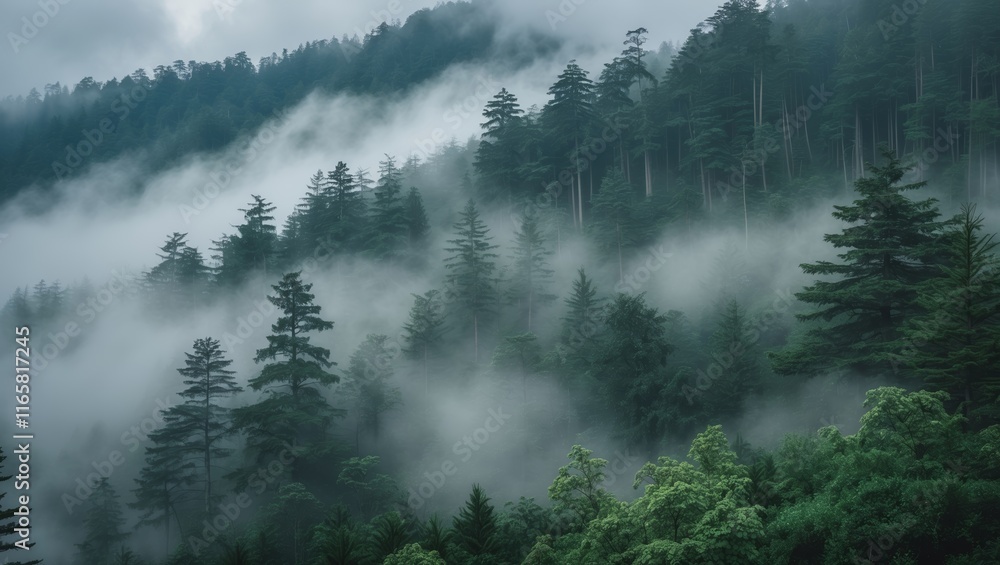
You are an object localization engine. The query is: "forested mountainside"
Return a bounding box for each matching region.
[1,0,1000,563]
[0,0,559,200]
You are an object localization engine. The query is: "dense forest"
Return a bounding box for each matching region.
[2,0,1000,563]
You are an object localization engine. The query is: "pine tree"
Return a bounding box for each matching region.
[325,161,368,254]
[145,233,209,311]
[231,272,341,487]
[237,195,279,276]
[405,187,430,253]
[771,148,945,377]
[896,204,1000,422]
[157,338,242,517]
[543,62,596,229]
[590,169,637,282]
[367,156,409,261]
[214,196,278,287]
[281,170,326,265]
[596,293,673,450]
[402,290,446,394]
[705,300,762,418]
[345,334,401,451]
[77,478,128,565]
[475,88,526,202]
[452,484,498,559]
[444,200,499,363]
[508,211,555,333]
[559,268,605,366]
[131,438,192,556]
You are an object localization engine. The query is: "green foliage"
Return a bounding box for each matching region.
[772,148,945,377]
[345,334,402,444]
[231,272,341,487]
[595,293,674,448]
[548,445,615,526]
[444,200,499,362]
[895,203,1000,423]
[336,456,400,521]
[452,484,499,560]
[76,478,128,565]
[507,211,555,332]
[383,543,445,565]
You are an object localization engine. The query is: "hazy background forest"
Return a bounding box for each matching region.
[1,0,999,563]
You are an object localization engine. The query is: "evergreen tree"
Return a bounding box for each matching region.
[145,233,209,311]
[452,484,499,560]
[345,334,401,450]
[366,156,409,261]
[131,437,192,556]
[215,196,279,287]
[76,478,127,565]
[403,290,446,394]
[157,338,242,517]
[595,293,673,450]
[542,61,596,228]
[704,299,762,418]
[405,187,430,252]
[590,169,637,282]
[771,148,945,377]
[231,272,341,487]
[507,211,555,332]
[896,203,1000,423]
[325,161,367,254]
[444,200,499,363]
[559,268,605,367]
[475,88,526,202]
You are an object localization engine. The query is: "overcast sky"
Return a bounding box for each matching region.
[0,0,716,99]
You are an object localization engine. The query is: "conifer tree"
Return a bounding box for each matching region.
[367,156,409,261]
[157,338,242,517]
[559,268,605,367]
[405,186,430,252]
[771,148,945,377]
[896,203,1000,422]
[231,272,341,486]
[402,289,446,394]
[590,169,637,282]
[345,334,401,450]
[325,161,367,254]
[452,484,499,560]
[444,200,499,363]
[77,478,128,565]
[508,211,555,333]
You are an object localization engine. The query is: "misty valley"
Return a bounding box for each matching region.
[1,0,1000,564]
